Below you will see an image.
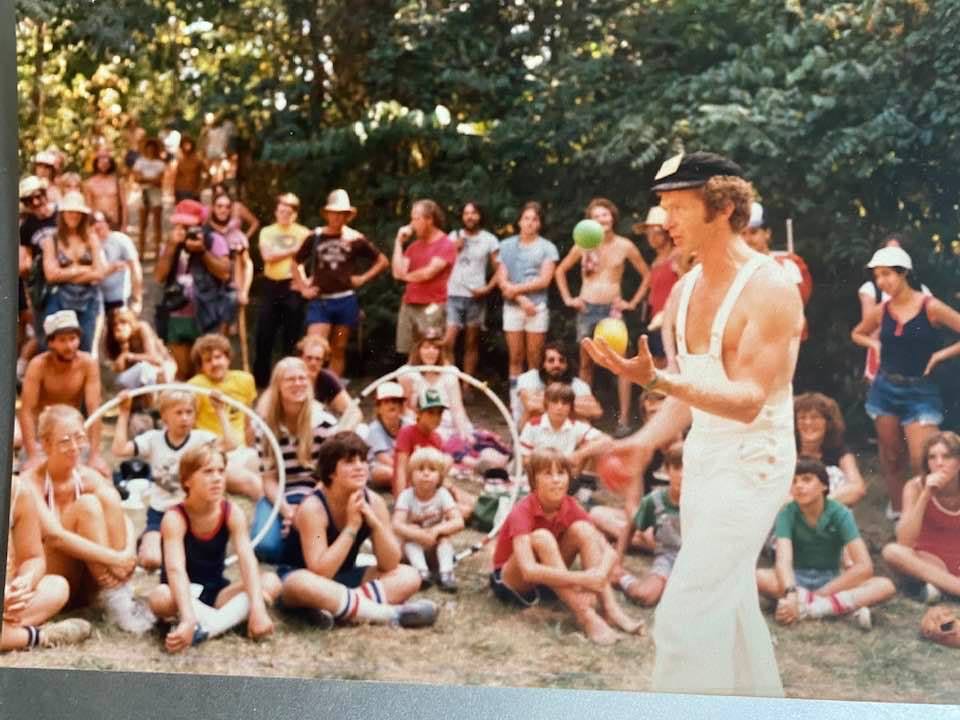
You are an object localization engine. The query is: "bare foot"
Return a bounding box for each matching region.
[602,592,646,635]
[580,609,621,645]
[606,606,646,635]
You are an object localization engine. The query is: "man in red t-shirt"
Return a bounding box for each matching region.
[391,199,457,356]
[490,448,643,644]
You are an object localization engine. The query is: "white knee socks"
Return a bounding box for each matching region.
[191,593,250,637]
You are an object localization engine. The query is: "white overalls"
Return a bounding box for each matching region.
[651,254,795,697]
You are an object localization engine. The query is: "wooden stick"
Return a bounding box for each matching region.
[238,305,250,373]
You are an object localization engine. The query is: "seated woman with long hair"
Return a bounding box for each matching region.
[882,431,960,604]
[105,307,177,389]
[794,392,867,507]
[250,357,339,563]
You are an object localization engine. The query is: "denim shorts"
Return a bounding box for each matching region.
[865,372,943,426]
[576,302,613,341]
[305,293,360,328]
[794,567,838,592]
[446,294,485,328]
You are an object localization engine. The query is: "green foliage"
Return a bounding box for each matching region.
[16,0,960,433]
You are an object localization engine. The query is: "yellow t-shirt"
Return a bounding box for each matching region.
[188,370,257,439]
[259,222,310,280]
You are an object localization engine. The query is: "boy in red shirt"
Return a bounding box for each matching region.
[490,447,643,644]
[394,388,475,519]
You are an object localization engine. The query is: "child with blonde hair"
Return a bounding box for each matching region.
[392,447,464,592]
[112,388,234,570]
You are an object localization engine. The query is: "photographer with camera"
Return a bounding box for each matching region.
[154,199,232,380]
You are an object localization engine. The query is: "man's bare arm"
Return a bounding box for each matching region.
[586,269,801,425]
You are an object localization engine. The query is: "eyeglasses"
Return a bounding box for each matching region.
[55,432,88,451]
[27,192,46,204]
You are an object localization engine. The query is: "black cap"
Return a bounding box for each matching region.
[651,151,746,192]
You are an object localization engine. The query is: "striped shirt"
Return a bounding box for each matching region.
[258,401,338,499]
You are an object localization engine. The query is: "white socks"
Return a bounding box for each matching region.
[334,585,397,624]
[404,538,455,574]
[191,593,250,638]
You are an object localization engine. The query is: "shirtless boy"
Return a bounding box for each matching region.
[555,198,650,387]
[18,311,107,478]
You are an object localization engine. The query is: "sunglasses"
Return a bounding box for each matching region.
[27,191,46,204]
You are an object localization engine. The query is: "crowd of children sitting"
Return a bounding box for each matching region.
[7,307,960,654]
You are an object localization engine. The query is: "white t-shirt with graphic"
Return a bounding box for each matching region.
[132,429,218,512]
[395,486,456,529]
[447,229,499,298]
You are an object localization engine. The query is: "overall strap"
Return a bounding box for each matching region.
[707,254,768,358]
[675,264,703,356]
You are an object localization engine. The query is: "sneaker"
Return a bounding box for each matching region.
[851,606,872,631]
[191,624,210,646]
[39,618,93,648]
[100,584,156,635]
[307,608,335,630]
[923,583,943,605]
[438,572,458,594]
[394,599,439,628]
[418,569,433,589]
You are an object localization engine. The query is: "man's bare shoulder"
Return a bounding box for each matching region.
[742,260,804,330]
[746,258,803,301]
[79,352,98,371]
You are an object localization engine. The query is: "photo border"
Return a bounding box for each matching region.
[0,1,956,717]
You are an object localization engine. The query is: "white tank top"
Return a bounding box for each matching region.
[675,253,793,435]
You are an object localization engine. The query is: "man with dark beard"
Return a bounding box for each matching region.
[18,311,107,478]
[516,340,602,428]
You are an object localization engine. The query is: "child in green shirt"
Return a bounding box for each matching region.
[756,457,895,629]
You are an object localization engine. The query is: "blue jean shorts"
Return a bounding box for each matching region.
[305,293,360,328]
[576,302,613,341]
[446,294,485,328]
[865,372,943,426]
[794,567,839,592]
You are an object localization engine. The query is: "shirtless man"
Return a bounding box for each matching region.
[585,151,803,697]
[18,311,107,478]
[83,149,127,231]
[555,197,650,387]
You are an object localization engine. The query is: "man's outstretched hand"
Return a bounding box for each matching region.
[581,335,658,388]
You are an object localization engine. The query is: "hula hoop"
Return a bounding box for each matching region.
[84,382,285,568]
[360,366,522,562]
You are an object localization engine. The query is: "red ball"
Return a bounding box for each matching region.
[596,454,632,494]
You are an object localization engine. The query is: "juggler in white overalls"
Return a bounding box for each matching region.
[651,254,795,697]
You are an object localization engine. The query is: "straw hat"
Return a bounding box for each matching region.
[19,175,48,199]
[34,150,58,167]
[324,189,357,220]
[44,310,81,338]
[59,191,91,214]
[631,206,668,234]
